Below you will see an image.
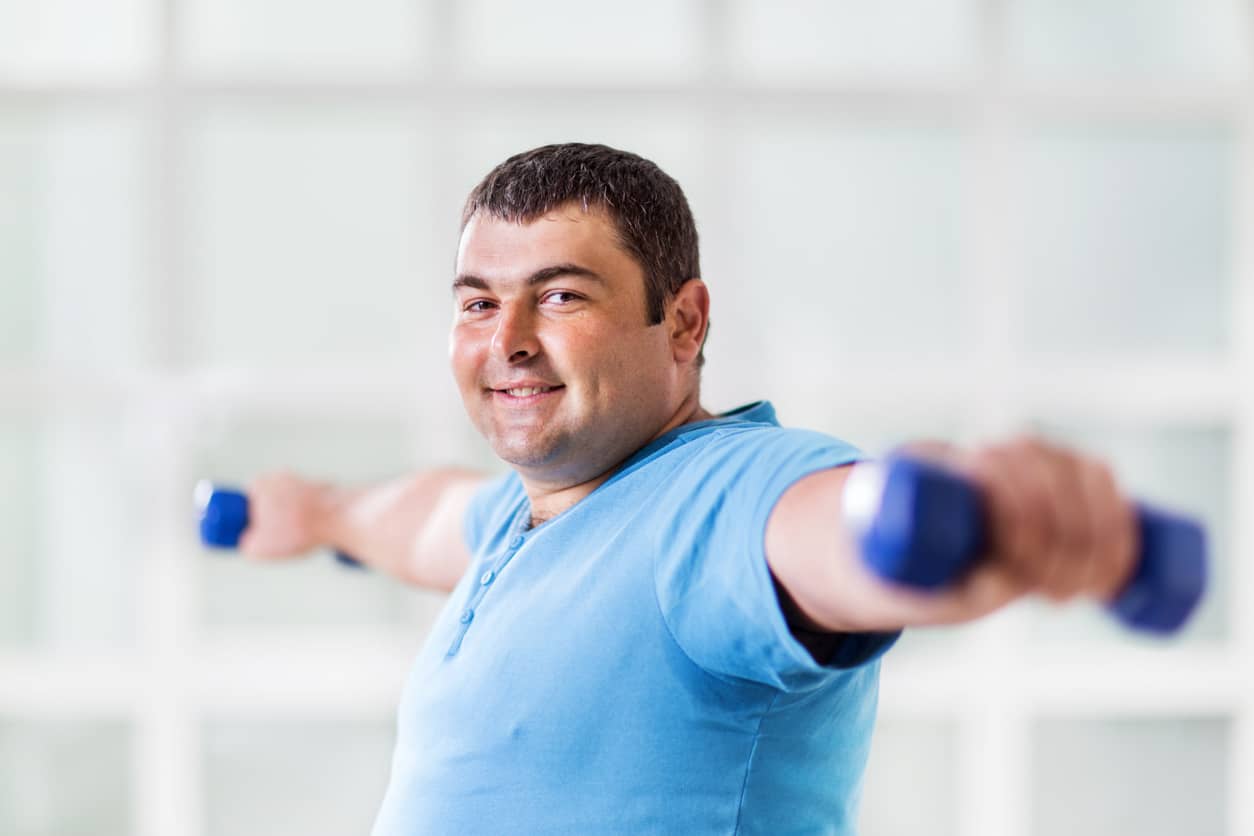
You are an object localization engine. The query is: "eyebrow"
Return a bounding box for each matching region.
[452,263,606,293]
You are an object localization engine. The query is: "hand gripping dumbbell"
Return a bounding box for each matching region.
[195,481,364,569]
[842,456,1208,635]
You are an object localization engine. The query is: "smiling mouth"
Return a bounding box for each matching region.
[491,385,565,405]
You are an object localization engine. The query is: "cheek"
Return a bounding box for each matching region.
[613,327,669,373]
[448,329,483,387]
[542,324,591,370]
[582,334,663,398]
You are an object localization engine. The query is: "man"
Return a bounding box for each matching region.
[239,144,1136,834]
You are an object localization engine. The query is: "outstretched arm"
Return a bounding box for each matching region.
[765,437,1138,633]
[238,468,490,592]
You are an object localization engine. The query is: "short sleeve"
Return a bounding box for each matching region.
[653,427,900,692]
[461,470,523,556]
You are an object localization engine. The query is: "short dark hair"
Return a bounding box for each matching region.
[461,143,707,367]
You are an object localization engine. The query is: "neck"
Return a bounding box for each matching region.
[524,393,714,528]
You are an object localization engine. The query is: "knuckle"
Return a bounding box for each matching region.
[1080,458,1113,492]
[1087,458,1113,483]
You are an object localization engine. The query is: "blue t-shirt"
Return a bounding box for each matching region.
[372,401,899,835]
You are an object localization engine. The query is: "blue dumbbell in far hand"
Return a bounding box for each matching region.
[195,481,363,569]
[843,456,1207,635]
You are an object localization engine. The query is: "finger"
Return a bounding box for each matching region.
[1079,460,1137,602]
[1034,447,1095,603]
[237,521,276,559]
[1009,439,1067,591]
[908,548,1037,626]
[1010,439,1066,600]
[968,443,1041,589]
[944,560,1034,623]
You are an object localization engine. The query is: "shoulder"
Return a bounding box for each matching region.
[636,422,862,515]
[682,423,862,478]
[644,422,862,542]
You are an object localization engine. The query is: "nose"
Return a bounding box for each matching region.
[491,302,540,363]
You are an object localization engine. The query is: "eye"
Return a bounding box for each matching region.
[545,291,581,305]
[463,299,495,313]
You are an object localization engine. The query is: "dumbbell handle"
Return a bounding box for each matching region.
[843,456,1208,635]
[195,482,364,569]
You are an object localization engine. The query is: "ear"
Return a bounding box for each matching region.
[667,278,709,366]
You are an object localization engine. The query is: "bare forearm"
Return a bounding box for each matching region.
[772,527,1017,633]
[312,468,485,591]
[765,467,970,633]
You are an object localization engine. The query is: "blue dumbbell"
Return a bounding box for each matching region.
[195,481,363,569]
[843,456,1207,634]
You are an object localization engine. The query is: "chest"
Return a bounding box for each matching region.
[397,535,762,762]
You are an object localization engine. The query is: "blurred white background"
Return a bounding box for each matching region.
[1,1,1251,834]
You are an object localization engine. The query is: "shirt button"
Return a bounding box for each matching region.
[459,609,474,624]
[509,535,524,548]
[480,570,495,586]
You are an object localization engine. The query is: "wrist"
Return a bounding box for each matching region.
[308,481,349,549]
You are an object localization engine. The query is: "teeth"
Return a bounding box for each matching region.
[505,386,554,397]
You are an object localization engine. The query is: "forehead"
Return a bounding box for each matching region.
[455,204,635,281]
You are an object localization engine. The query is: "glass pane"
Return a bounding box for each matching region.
[185,104,435,370]
[1031,715,1229,836]
[792,402,963,458]
[859,715,958,836]
[729,0,976,81]
[0,113,40,363]
[1008,0,1250,82]
[0,409,141,649]
[0,105,151,369]
[38,410,143,648]
[1023,422,1230,644]
[731,119,970,385]
[456,0,702,83]
[193,413,446,630]
[0,718,132,836]
[0,416,40,645]
[182,0,427,77]
[1019,123,1232,358]
[203,716,394,836]
[0,0,155,82]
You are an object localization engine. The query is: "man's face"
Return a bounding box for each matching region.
[450,203,681,488]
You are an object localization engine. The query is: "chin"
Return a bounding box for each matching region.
[491,437,560,470]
